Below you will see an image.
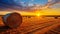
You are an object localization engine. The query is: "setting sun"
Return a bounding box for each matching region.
[36,13,40,16]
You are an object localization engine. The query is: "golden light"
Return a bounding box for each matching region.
[35,12,41,17]
[35,10,42,16]
[36,13,40,16]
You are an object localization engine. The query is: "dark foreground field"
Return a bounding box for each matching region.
[0,17,60,34]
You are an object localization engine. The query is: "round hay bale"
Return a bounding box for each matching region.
[2,12,22,28]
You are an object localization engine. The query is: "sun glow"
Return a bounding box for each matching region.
[35,11,41,16]
[36,13,40,16]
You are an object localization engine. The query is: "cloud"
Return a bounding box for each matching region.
[48,0,52,2]
[51,3,60,8]
[0,0,24,11]
[45,0,60,8]
[48,0,60,3]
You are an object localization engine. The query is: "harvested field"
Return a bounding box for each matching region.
[0,16,60,34]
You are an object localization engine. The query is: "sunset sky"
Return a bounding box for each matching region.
[0,0,60,10]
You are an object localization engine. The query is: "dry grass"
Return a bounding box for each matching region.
[0,17,60,34]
